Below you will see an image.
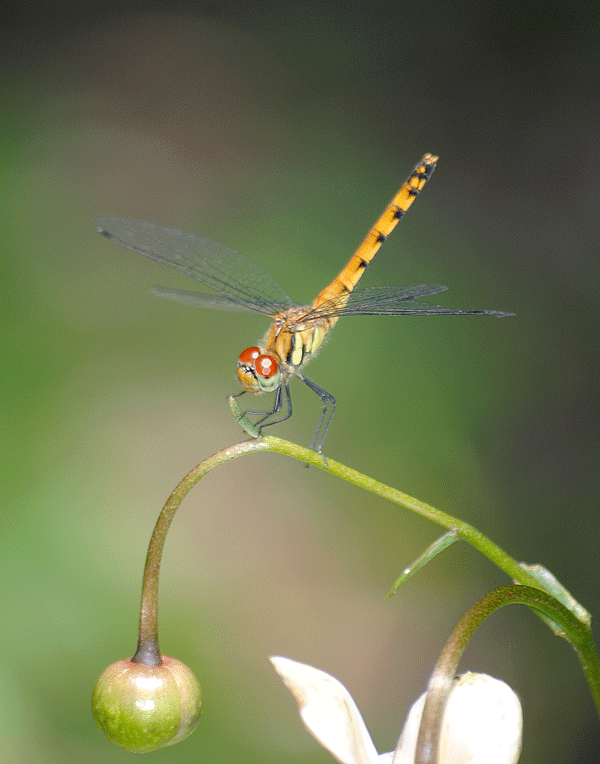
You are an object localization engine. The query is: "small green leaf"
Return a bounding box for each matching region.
[388,529,459,596]
[518,563,591,633]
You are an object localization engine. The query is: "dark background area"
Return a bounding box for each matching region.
[2,1,599,762]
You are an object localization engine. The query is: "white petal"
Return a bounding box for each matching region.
[270,656,380,764]
[393,672,522,764]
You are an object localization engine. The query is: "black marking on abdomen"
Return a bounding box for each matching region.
[376,232,387,244]
[392,206,405,220]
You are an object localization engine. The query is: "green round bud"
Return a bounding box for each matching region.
[92,656,202,753]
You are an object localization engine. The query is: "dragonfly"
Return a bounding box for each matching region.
[95,154,513,456]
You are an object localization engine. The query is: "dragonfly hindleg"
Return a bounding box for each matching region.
[298,374,336,456]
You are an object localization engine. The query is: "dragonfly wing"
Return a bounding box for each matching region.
[95,216,293,315]
[306,285,446,318]
[307,285,514,318]
[152,286,255,311]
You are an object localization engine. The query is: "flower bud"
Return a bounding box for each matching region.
[92,656,202,753]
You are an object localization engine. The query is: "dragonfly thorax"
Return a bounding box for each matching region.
[237,347,282,394]
[265,307,335,371]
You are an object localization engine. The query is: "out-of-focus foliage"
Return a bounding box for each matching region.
[2,2,598,762]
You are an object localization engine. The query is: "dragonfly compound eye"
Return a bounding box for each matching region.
[255,355,278,379]
[254,354,281,392]
[237,347,262,393]
[238,347,260,366]
[237,347,281,393]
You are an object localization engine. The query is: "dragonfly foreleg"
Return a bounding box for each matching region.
[257,383,293,431]
[238,383,293,433]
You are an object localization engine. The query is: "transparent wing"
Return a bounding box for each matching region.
[95,216,293,315]
[152,286,255,311]
[304,285,514,319]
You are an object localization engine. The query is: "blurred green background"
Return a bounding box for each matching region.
[2,1,599,762]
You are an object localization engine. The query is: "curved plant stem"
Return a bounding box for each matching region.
[131,432,569,663]
[261,436,542,589]
[415,585,600,763]
[132,439,270,664]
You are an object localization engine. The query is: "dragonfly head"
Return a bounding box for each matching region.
[237,347,282,394]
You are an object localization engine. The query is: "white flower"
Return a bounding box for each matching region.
[270,657,522,764]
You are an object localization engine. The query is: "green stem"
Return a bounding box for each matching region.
[132,439,270,664]
[415,585,600,763]
[261,436,542,589]
[130,431,572,662]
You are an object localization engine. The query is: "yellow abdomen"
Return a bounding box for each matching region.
[312,153,438,327]
[261,154,438,374]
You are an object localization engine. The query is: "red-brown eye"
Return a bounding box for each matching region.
[238,347,260,365]
[255,354,279,378]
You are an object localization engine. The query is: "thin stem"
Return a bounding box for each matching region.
[261,436,542,589]
[130,432,567,663]
[415,585,600,763]
[132,439,270,664]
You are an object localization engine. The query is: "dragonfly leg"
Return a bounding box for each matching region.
[253,383,293,431]
[233,377,335,464]
[236,383,294,433]
[297,374,336,460]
